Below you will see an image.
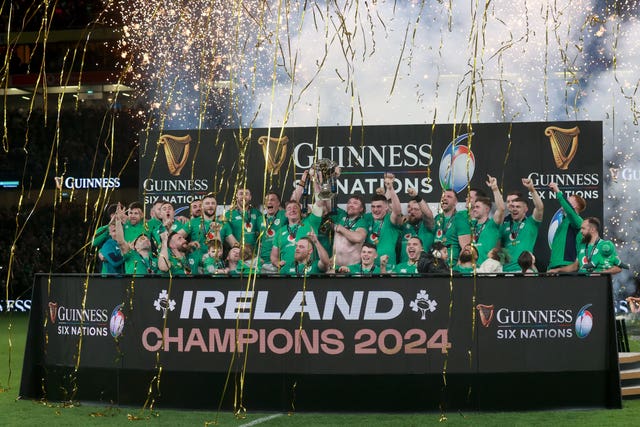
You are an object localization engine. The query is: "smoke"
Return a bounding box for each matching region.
[112,1,640,295]
[238,1,640,295]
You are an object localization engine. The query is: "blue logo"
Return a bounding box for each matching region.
[109,304,125,338]
[547,208,564,248]
[439,133,475,193]
[575,304,593,339]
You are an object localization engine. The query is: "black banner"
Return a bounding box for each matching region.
[34,275,616,373]
[139,121,603,268]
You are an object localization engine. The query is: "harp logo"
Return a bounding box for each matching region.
[259,135,288,175]
[476,304,495,327]
[159,134,192,176]
[544,126,580,170]
[48,302,59,323]
[439,133,475,193]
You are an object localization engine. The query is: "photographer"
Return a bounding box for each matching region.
[417,242,450,274]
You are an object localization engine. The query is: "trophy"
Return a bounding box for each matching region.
[310,158,340,201]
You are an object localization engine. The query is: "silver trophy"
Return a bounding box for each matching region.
[310,158,340,201]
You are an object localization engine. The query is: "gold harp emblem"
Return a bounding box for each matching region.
[258,135,288,175]
[48,302,58,324]
[159,134,192,176]
[476,304,495,328]
[544,126,580,170]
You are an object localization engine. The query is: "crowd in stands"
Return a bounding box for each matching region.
[1,1,99,32]
[2,106,141,190]
[0,203,88,297]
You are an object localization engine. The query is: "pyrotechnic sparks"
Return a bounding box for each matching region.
[4,1,640,307]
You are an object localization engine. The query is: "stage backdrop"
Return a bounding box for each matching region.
[139,122,603,269]
[21,273,620,411]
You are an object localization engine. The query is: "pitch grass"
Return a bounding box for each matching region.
[0,314,638,427]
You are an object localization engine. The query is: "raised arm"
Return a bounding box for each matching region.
[384,173,403,226]
[290,170,309,203]
[308,230,330,272]
[549,182,583,228]
[157,231,171,273]
[113,205,131,255]
[487,174,505,224]
[522,178,544,222]
[407,187,434,229]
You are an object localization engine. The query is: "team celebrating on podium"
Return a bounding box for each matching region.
[93,166,623,277]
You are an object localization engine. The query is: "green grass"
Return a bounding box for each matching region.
[0,313,639,426]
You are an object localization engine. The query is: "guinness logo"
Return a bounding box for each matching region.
[159,134,192,176]
[476,304,495,327]
[258,135,288,175]
[48,302,58,324]
[544,126,580,170]
[609,167,619,183]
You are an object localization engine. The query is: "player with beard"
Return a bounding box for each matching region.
[223,188,261,253]
[454,244,479,274]
[271,199,323,270]
[114,204,158,275]
[547,182,587,270]
[151,201,189,249]
[188,193,235,248]
[259,191,287,273]
[364,173,403,267]
[158,231,203,275]
[500,178,544,272]
[392,236,424,275]
[548,217,622,274]
[122,201,146,243]
[280,233,330,276]
[142,200,163,243]
[329,195,368,267]
[398,188,435,264]
[433,189,471,265]
[470,175,505,264]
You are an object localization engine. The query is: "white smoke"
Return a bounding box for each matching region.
[236,0,640,296]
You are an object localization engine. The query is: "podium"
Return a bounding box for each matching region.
[20,274,621,411]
